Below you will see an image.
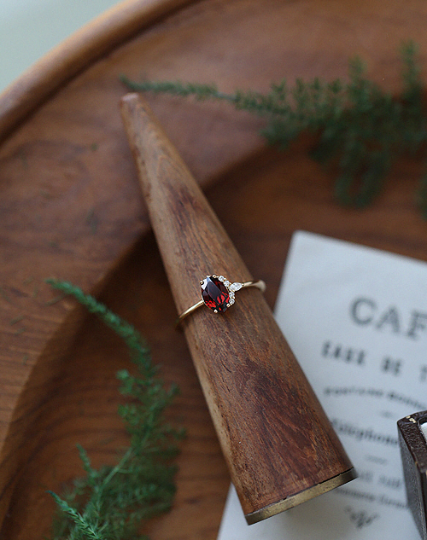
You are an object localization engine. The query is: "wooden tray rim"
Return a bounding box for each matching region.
[0,0,199,145]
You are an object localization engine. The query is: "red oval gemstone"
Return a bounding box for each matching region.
[201,276,230,313]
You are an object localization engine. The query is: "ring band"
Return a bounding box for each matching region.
[176,274,266,326]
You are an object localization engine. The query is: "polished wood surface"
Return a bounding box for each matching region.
[1,0,427,537]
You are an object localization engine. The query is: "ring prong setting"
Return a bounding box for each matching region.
[176,277,265,326]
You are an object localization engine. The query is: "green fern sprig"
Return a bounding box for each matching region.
[46,279,183,540]
[122,41,427,215]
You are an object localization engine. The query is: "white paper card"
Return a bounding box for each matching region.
[218,231,427,540]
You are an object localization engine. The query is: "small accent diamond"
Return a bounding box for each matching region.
[224,280,230,287]
[218,275,225,282]
[231,282,242,291]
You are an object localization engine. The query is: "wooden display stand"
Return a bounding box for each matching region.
[121,94,355,522]
[1,0,427,537]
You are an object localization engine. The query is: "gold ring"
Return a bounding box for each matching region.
[176,274,266,326]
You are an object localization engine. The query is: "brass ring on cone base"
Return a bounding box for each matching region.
[176,275,266,327]
[245,468,357,525]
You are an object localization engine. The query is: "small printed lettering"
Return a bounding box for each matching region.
[381,357,403,376]
[331,419,398,446]
[378,475,403,491]
[377,495,407,509]
[340,488,407,510]
[322,341,366,366]
[420,365,427,382]
[386,391,426,411]
[324,387,383,398]
[339,488,375,502]
[323,387,426,411]
[365,455,388,465]
[345,507,379,529]
[357,470,374,483]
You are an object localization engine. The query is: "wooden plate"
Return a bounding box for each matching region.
[1,0,427,537]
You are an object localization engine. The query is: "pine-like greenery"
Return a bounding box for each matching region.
[46,279,183,540]
[121,41,427,215]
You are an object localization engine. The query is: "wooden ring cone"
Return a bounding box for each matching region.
[120,93,356,524]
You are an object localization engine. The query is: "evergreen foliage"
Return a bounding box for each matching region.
[121,41,427,215]
[46,279,183,540]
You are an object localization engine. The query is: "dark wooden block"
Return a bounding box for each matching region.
[398,412,427,539]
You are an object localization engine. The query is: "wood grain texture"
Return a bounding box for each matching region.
[120,93,354,520]
[2,0,427,536]
[3,139,427,539]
